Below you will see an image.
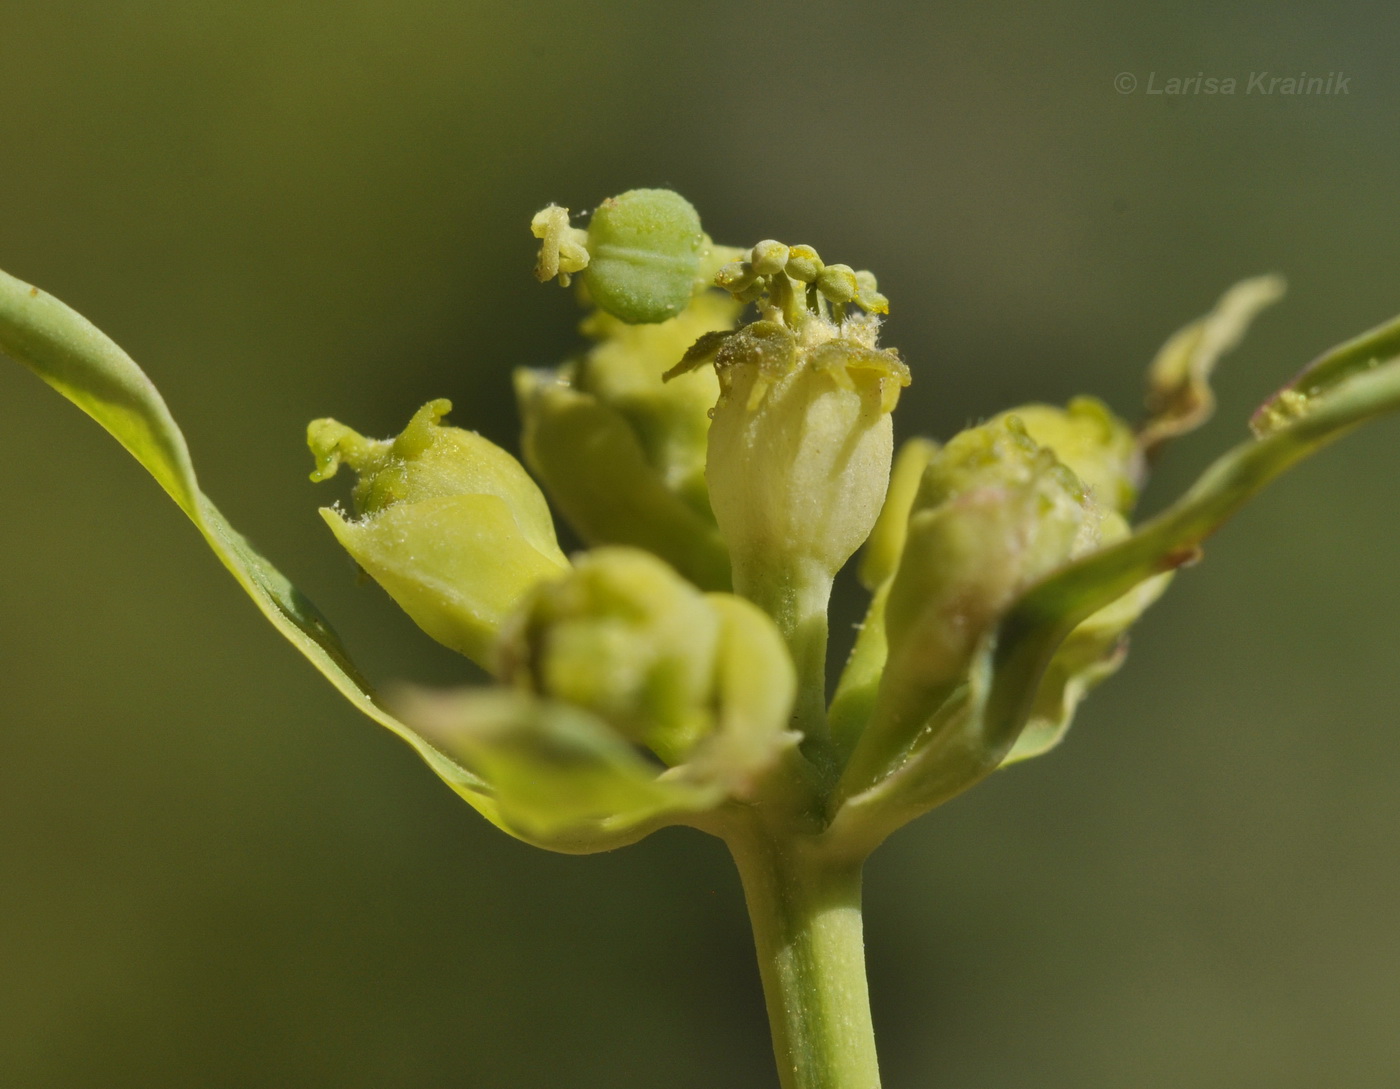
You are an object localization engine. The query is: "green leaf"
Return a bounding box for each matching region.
[0,265,510,832]
[397,688,724,853]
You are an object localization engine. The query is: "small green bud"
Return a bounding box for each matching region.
[308,400,569,669]
[497,547,796,777]
[784,245,824,283]
[816,263,859,307]
[844,418,1096,788]
[498,548,722,766]
[706,239,886,332]
[891,449,1089,686]
[853,270,889,315]
[749,240,790,276]
[715,260,759,294]
[583,189,705,324]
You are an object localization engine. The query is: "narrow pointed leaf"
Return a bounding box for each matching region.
[0,266,506,828]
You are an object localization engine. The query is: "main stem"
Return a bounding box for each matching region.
[727,824,881,1089]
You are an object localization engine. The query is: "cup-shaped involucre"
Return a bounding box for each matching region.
[496,547,797,778]
[308,399,569,670]
[703,320,910,596]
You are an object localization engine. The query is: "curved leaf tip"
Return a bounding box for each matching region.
[1139,274,1285,458]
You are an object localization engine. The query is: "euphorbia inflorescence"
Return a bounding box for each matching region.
[6,187,1400,1089]
[301,192,1291,857]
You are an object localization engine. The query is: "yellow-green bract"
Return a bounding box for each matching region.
[307,399,570,671]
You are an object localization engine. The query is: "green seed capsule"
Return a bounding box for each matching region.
[583,189,705,324]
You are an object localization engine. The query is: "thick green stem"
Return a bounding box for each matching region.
[728,825,881,1089]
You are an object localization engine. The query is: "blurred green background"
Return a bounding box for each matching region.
[2,2,1398,1086]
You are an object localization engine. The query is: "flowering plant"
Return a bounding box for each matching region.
[4,188,1399,1088]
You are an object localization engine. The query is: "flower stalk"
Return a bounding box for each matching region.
[735,554,836,765]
